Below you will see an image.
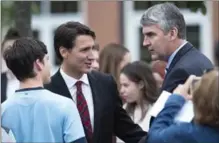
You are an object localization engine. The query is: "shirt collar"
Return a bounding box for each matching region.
[166,40,187,69]
[60,68,89,89]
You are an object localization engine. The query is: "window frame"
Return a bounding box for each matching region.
[32,1,84,74]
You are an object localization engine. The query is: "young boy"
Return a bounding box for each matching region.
[1,38,87,143]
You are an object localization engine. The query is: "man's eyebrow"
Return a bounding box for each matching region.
[81,45,95,50]
[84,46,91,49]
[143,31,156,35]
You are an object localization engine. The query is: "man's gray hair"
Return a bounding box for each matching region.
[140,2,186,39]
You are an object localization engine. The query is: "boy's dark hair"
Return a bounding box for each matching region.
[54,21,96,62]
[3,38,48,81]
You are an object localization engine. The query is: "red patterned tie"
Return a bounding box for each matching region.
[75,81,93,143]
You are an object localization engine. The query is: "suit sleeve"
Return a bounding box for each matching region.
[63,100,87,143]
[163,68,189,92]
[109,76,147,143]
[147,95,189,143]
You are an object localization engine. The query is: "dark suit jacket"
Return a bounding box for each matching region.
[44,70,146,143]
[149,43,214,129]
[1,72,7,103]
[161,42,213,92]
[147,95,219,143]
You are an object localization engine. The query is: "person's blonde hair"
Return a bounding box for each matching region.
[193,69,219,127]
[99,43,129,84]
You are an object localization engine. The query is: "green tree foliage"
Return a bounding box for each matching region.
[1,1,40,28]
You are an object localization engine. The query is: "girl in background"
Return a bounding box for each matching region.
[99,43,131,143]
[99,43,131,85]
[119,61,159,132]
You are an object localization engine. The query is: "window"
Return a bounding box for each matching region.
[186,25,200,50]
[32,30,39,40]
[134,1,162,10]
[31,1,41,14]
[50,1,79,13]
[134,1,204,11]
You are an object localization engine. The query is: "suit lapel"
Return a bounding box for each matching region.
[161,42,193,91]
[87,71,102,142]
[53,70,102,142]
[52,70,72,99]
[166,42,193,74]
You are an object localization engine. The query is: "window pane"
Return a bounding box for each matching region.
[32,30,39,40]
[134,1,204,11]
[134,1,161,11]
[186,25,200,50]
[50,1,78,13]
[31,1,41,14]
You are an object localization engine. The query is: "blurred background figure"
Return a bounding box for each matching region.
[1,28,21,103]
[119,61,159,132]
[91,43,100,71]
[215,41,219,66]
[151,60,167,88]
[99,43,131,86]
[99,43,131,143]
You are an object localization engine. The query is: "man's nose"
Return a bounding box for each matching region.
[143,37,151,48]
[88,50,95,60]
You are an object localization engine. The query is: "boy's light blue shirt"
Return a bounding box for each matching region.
[1,87,85,143]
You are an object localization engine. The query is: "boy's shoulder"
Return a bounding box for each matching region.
[43,89,74,106]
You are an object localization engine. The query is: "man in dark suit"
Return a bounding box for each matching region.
[44,21,146,143]
[215,41,219,66]
[140,2,213,93]
[1,72,7,103]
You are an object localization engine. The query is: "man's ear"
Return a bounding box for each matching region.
[34,59,43,71]
[168,27,178,41]
[59,46,69,59]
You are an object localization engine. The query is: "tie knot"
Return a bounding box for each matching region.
[75,81,83,89]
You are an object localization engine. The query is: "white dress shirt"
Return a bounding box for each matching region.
[60,68,94,129]
[117,105,152,143]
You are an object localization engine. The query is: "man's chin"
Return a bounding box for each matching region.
[82,68,92,74]
[151,54,167,61]
[151,54,159,61]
